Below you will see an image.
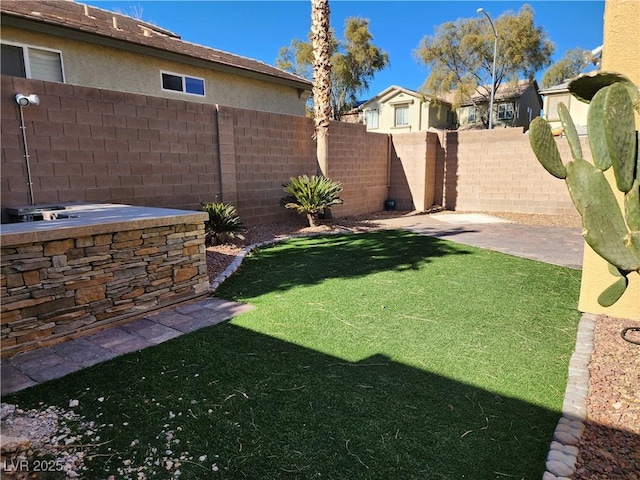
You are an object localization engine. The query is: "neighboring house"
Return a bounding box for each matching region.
[359,86,454,133]
[457,79,542,130]
[339,101,367,124]
[538,82,589,134]
[0,0,312,116]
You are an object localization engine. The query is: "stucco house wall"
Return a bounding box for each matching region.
[3,27,307,116]
[578,0,640,320]
[539,83,590,131]
[0,1,311,116]
[361,86,454,134]
[514,83,543,128]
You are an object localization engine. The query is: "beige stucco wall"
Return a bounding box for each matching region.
[363,90,452,134]
[543,91,589,131]
[578,0,640,320]
[3,26,307,116]
[426,102,451,129]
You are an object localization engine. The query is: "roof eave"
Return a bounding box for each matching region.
[1,13,312,92]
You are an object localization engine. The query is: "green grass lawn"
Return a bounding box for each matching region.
[5,230,582,479]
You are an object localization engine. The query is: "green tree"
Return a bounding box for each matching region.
[277,16,389,120]
[415,4,554,127]
[541,48,595,88]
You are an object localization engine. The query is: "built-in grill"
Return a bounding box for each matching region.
[4,205,73,222]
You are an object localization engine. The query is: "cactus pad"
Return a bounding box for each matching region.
[529,117,567,179]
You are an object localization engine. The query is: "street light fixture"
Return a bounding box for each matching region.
[477,7,497,130]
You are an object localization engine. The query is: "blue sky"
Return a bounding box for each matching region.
[81,0,605,99]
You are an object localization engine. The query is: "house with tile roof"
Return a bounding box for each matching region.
[1,0,312,115]
[456,79,542,130]
[358,86,455,133]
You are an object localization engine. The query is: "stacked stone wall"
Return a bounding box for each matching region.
[1,222,208,357]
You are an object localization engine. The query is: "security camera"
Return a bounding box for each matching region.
[15,93,40,107]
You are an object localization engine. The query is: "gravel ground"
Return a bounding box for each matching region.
[574,317,640,479]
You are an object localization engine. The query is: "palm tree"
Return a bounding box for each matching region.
[311,0,332,177]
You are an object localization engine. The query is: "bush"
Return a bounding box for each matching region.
[281,175,344,227]
[201,202,246,245]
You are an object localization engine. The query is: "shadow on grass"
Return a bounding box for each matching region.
[217,230,473,297]
[6,322,562,480]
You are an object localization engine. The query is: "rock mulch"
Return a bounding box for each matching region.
[0,402,94,478]
[574,316,640,479]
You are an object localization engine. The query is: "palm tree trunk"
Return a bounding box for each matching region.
[311,0,332,177]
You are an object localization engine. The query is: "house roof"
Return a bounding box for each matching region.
[360,85,452,109]
[0,0,312,91]
[461,79,537,106]
[538,82,570,95]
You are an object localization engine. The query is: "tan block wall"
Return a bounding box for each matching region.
[2,75,221,213]
[327,122,390,217]
[2,75,588,230]
[389,132,438,211]
[0,220,209,357]
[439,128,579,215]
[220,105,317,226]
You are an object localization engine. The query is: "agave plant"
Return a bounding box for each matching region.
[201,202,246,246]
[281,175,344,227]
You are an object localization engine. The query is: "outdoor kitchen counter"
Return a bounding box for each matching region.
[0,204,209,246]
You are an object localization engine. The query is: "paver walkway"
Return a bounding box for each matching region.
[1,297,253,395]
[378,213,584,269]
[1,213,584,396]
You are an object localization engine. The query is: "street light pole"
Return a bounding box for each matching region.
[477,7,497,130]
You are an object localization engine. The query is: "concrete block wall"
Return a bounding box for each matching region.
[218,105,317,226]
[388,132,438,211]
[440,128,580,215]
[327,122,389,217]
[3,76,584,227]
[2,76,221,214]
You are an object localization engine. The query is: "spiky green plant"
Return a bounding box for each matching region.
[201,202,246,246]
[529,71,640,306]
[281,175,344,227]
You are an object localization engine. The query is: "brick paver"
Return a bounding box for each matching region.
[1,297,254,395]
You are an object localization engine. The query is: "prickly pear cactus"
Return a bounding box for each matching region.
[529,71,640,307]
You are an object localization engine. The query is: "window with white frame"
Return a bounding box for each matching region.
[468,107,476,123]
[161,71,205,96]
[365,109,379,129]
[498,103,515,120]
[394,105,409,126]
[1,42,64,82]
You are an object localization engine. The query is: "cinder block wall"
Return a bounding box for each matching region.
[441,128,580,215]
[1,76,221,214]
[388,132,438,211]
[217,105,317,226]
[3,76,583,226]
[327,122,389,217]
[2,76,393,226]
